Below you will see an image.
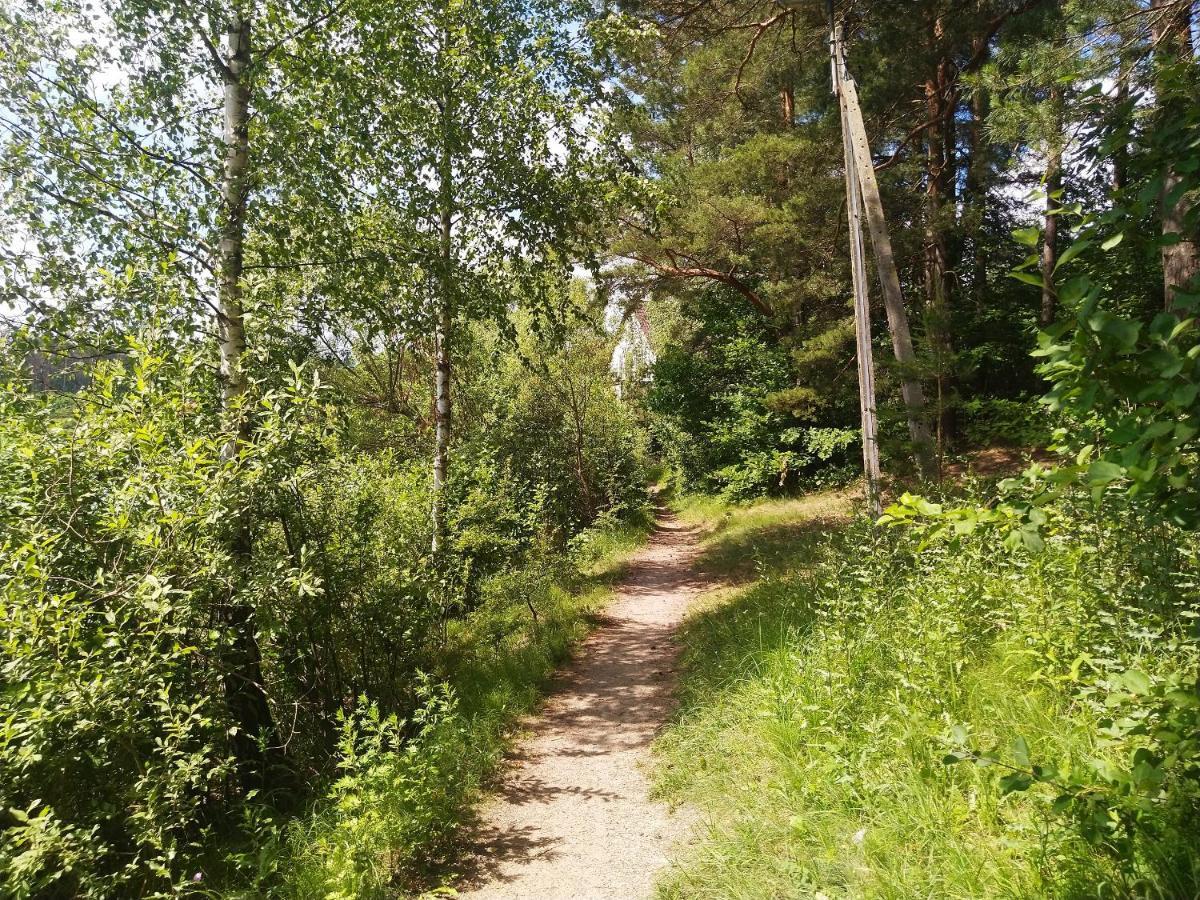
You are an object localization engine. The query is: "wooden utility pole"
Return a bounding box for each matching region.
[832,23,882,517]
[834,29,937,479]
[774,0,935,490]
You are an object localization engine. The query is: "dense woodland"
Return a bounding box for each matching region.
[0,0,1197,896]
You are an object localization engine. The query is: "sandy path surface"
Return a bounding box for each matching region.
[453,513,705,900]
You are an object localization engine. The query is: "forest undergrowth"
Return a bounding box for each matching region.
[267,511,652,899]
[655,481,1200,899]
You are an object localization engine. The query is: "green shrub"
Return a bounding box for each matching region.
[0,342,332,896]
[0,289,652,895]
[278,681,467,900]
[275,520,645,898]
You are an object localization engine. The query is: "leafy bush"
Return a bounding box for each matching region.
[0,341,332,896]
[646,294,859,499]
[276,522,645,898]
[0,316,653,895]
[256,453,443,763]
[279,682,467,900]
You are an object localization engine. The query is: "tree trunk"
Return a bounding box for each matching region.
[567,383,596,522]
[1040,87,1063,328]
[781,84,795,128]
[1151,0,1199,310]
[217,6,287,794]
[1113,62,1128,192]
[432,280,451,553]
[838,61,937,479]
[923,38,957,452]
[964,78,990,309]
[431,27,454,554]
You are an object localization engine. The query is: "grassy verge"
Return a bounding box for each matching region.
[265,510,654,898]
[655,489,1200,898]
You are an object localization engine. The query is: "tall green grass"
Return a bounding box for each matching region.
[655,490,1200,898]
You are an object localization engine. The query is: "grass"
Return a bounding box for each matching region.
[265,509,655,898]
[654,488,1200,899]
[672,489,855,581]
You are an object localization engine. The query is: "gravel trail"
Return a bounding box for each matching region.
[453,512,704,899]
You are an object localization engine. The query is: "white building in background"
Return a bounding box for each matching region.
[609,304,655,398]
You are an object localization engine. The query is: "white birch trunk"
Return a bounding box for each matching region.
[431,23,454,554]
[216,6,286,792]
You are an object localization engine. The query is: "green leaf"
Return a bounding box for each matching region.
[1009,270,1044,287]
[1100,232,1124,251]
[1012,736,1030,768]
[1055,239,1094,272]
[1087,460,1123,487]
[1102,317,1141,351]
[1165,689,1200,708]
[999,772,1034,794]
[1121,669,1151,695]
[1012,226,1041,248]
[1018,527,1045,552]
[1172,383,1199,407]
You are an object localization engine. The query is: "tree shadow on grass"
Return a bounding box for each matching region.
[695,514,846,583]
[668,505,854,720]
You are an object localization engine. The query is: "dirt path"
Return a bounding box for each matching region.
[453,512,705,900]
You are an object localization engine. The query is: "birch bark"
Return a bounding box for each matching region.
[431,21,454,554]
[216,6,287,792]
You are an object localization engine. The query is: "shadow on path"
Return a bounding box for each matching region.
[447,511,706,899]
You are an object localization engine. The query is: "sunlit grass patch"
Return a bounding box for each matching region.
[673,487,856,581]
[655,492,1200,899]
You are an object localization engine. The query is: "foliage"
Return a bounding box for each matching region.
[645,289,858,499]
[280,683,468,900]
[959,396,1053,449]
[276,525,648,898]
[0,0,654,888]
[656,490,1200,898]
[1024,83,1200,527]
[1,0,1197,895]
[0,339,333,897]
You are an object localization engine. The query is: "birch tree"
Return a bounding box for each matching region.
[0,0,363,790]
[341,0,636,551]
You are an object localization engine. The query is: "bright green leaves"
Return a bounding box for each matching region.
[1117,669,1151,695]
[1035,278,1200,524]
[1054,238,1093,273]
[1009,269,1046,287]
[1087,459,1124,487]
[0,333,347,894]
[1012,226,1041,248]
[880,489,1050,553]
[940,659,1196,846]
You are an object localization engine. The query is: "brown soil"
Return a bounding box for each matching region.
[451,512,705,899]
[939,445,1058,480]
